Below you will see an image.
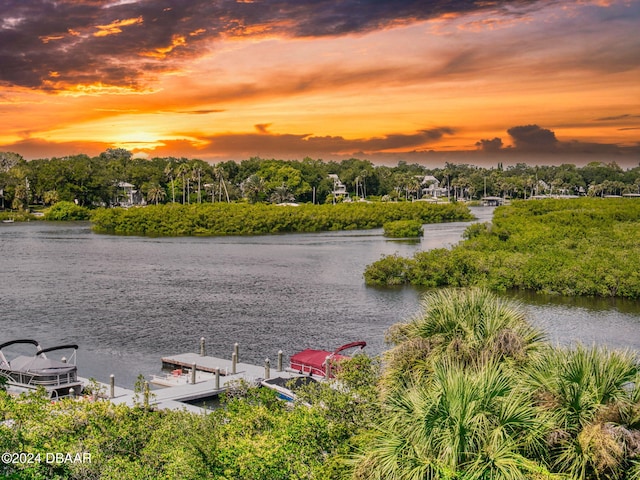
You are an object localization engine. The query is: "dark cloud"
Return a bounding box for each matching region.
[201,127,454,156]
[254,123,271,134]
[596,114,640,121]
[0,125,454,161]
[0,0,544,90]
[502,124,636,157]
[0,137,109,159]
[3,125,639,167]
[558,140,633,155]
[507,124,558,152]
[175,109,225,115]
[475,137,503,152]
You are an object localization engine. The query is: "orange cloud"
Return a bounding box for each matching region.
[93,16,143,37]
[39,35,65,44]
[1,0,638,168]
[140,35,187,59]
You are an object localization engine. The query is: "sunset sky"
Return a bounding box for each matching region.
[1,0,639,167]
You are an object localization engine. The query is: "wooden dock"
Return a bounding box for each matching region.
[160,351,288,378]
[89,348,300,413]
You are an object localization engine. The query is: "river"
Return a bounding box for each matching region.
[1,206,638,387]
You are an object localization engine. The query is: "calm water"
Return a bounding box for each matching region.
[1,207,638,387]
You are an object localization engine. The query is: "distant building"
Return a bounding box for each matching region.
[418,175,448,198]
[328,174,349,200]
[114,181,145,207]
[481,196,506,206]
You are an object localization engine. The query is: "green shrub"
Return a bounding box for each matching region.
[383,220,423,238]
[363,254,414,285]
[44,201,91,221]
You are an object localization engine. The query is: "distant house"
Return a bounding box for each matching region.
[418,175,448,198]
[114,181,145,207]
[328,174,349,200]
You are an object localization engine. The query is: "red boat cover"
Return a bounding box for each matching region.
[290,349,346,372]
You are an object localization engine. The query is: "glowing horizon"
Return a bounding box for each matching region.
[1,0,638,167]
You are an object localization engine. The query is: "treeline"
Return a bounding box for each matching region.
[1,149,639,210]
[365,198,640,298]
[2,289,638,479]
[90,202,472,236]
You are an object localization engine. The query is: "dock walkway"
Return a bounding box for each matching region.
[90,350,300,413]
[161,351,277,377]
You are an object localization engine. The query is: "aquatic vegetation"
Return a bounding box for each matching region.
[382,219,424,238]
[365,198,640,298]
[90,201,472,236]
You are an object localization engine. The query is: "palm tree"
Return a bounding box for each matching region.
[192,164,203,203]
[241,175,265,204]
[524,345,639,479]
[175,163,190,204]
[43,190,59,206]
[212,165,230,203]
[353,289,561,479]
[163,162,176,203]
[147,185,166,205]
[269,183,295,204]
[406,176,421,200]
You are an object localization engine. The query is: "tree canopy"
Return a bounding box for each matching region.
[1,150,639,212]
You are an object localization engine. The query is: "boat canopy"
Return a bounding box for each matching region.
[8,355,76,375]
[0,340,78,375]
[290,349,337,374]
[0,339,82,399]
[289,341,366,377]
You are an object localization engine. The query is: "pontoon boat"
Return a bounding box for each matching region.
[0,339,83,399]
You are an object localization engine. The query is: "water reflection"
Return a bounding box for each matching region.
[508,289,640,314]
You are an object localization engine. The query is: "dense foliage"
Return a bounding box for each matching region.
[2,149,640,213]
[90,202,471,236]
[365,198,640,298]
[43,201,91,221]
[1,289,638,479]
[0,356,380,480]
[382,220,424,238]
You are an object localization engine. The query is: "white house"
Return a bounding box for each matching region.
[418,175,448,198]
[328,174,349,197]
[115,181,145,207]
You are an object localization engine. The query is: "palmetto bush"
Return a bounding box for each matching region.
[381,288,545,391]
[525,345,640,479]
[355,288,640,480]
[354,360,552,480]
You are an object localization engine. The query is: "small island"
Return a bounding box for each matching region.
[365,197,640,298]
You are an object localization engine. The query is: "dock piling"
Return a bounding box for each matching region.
[277,350,283,372]
[265,358,271,379]
[199,337,206,357]
[325,356,331,380]
[231,352,237,374]
[215,368,220,390]
[110,374,115,398]
[234,342,239,363]
[191,363,197,384]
